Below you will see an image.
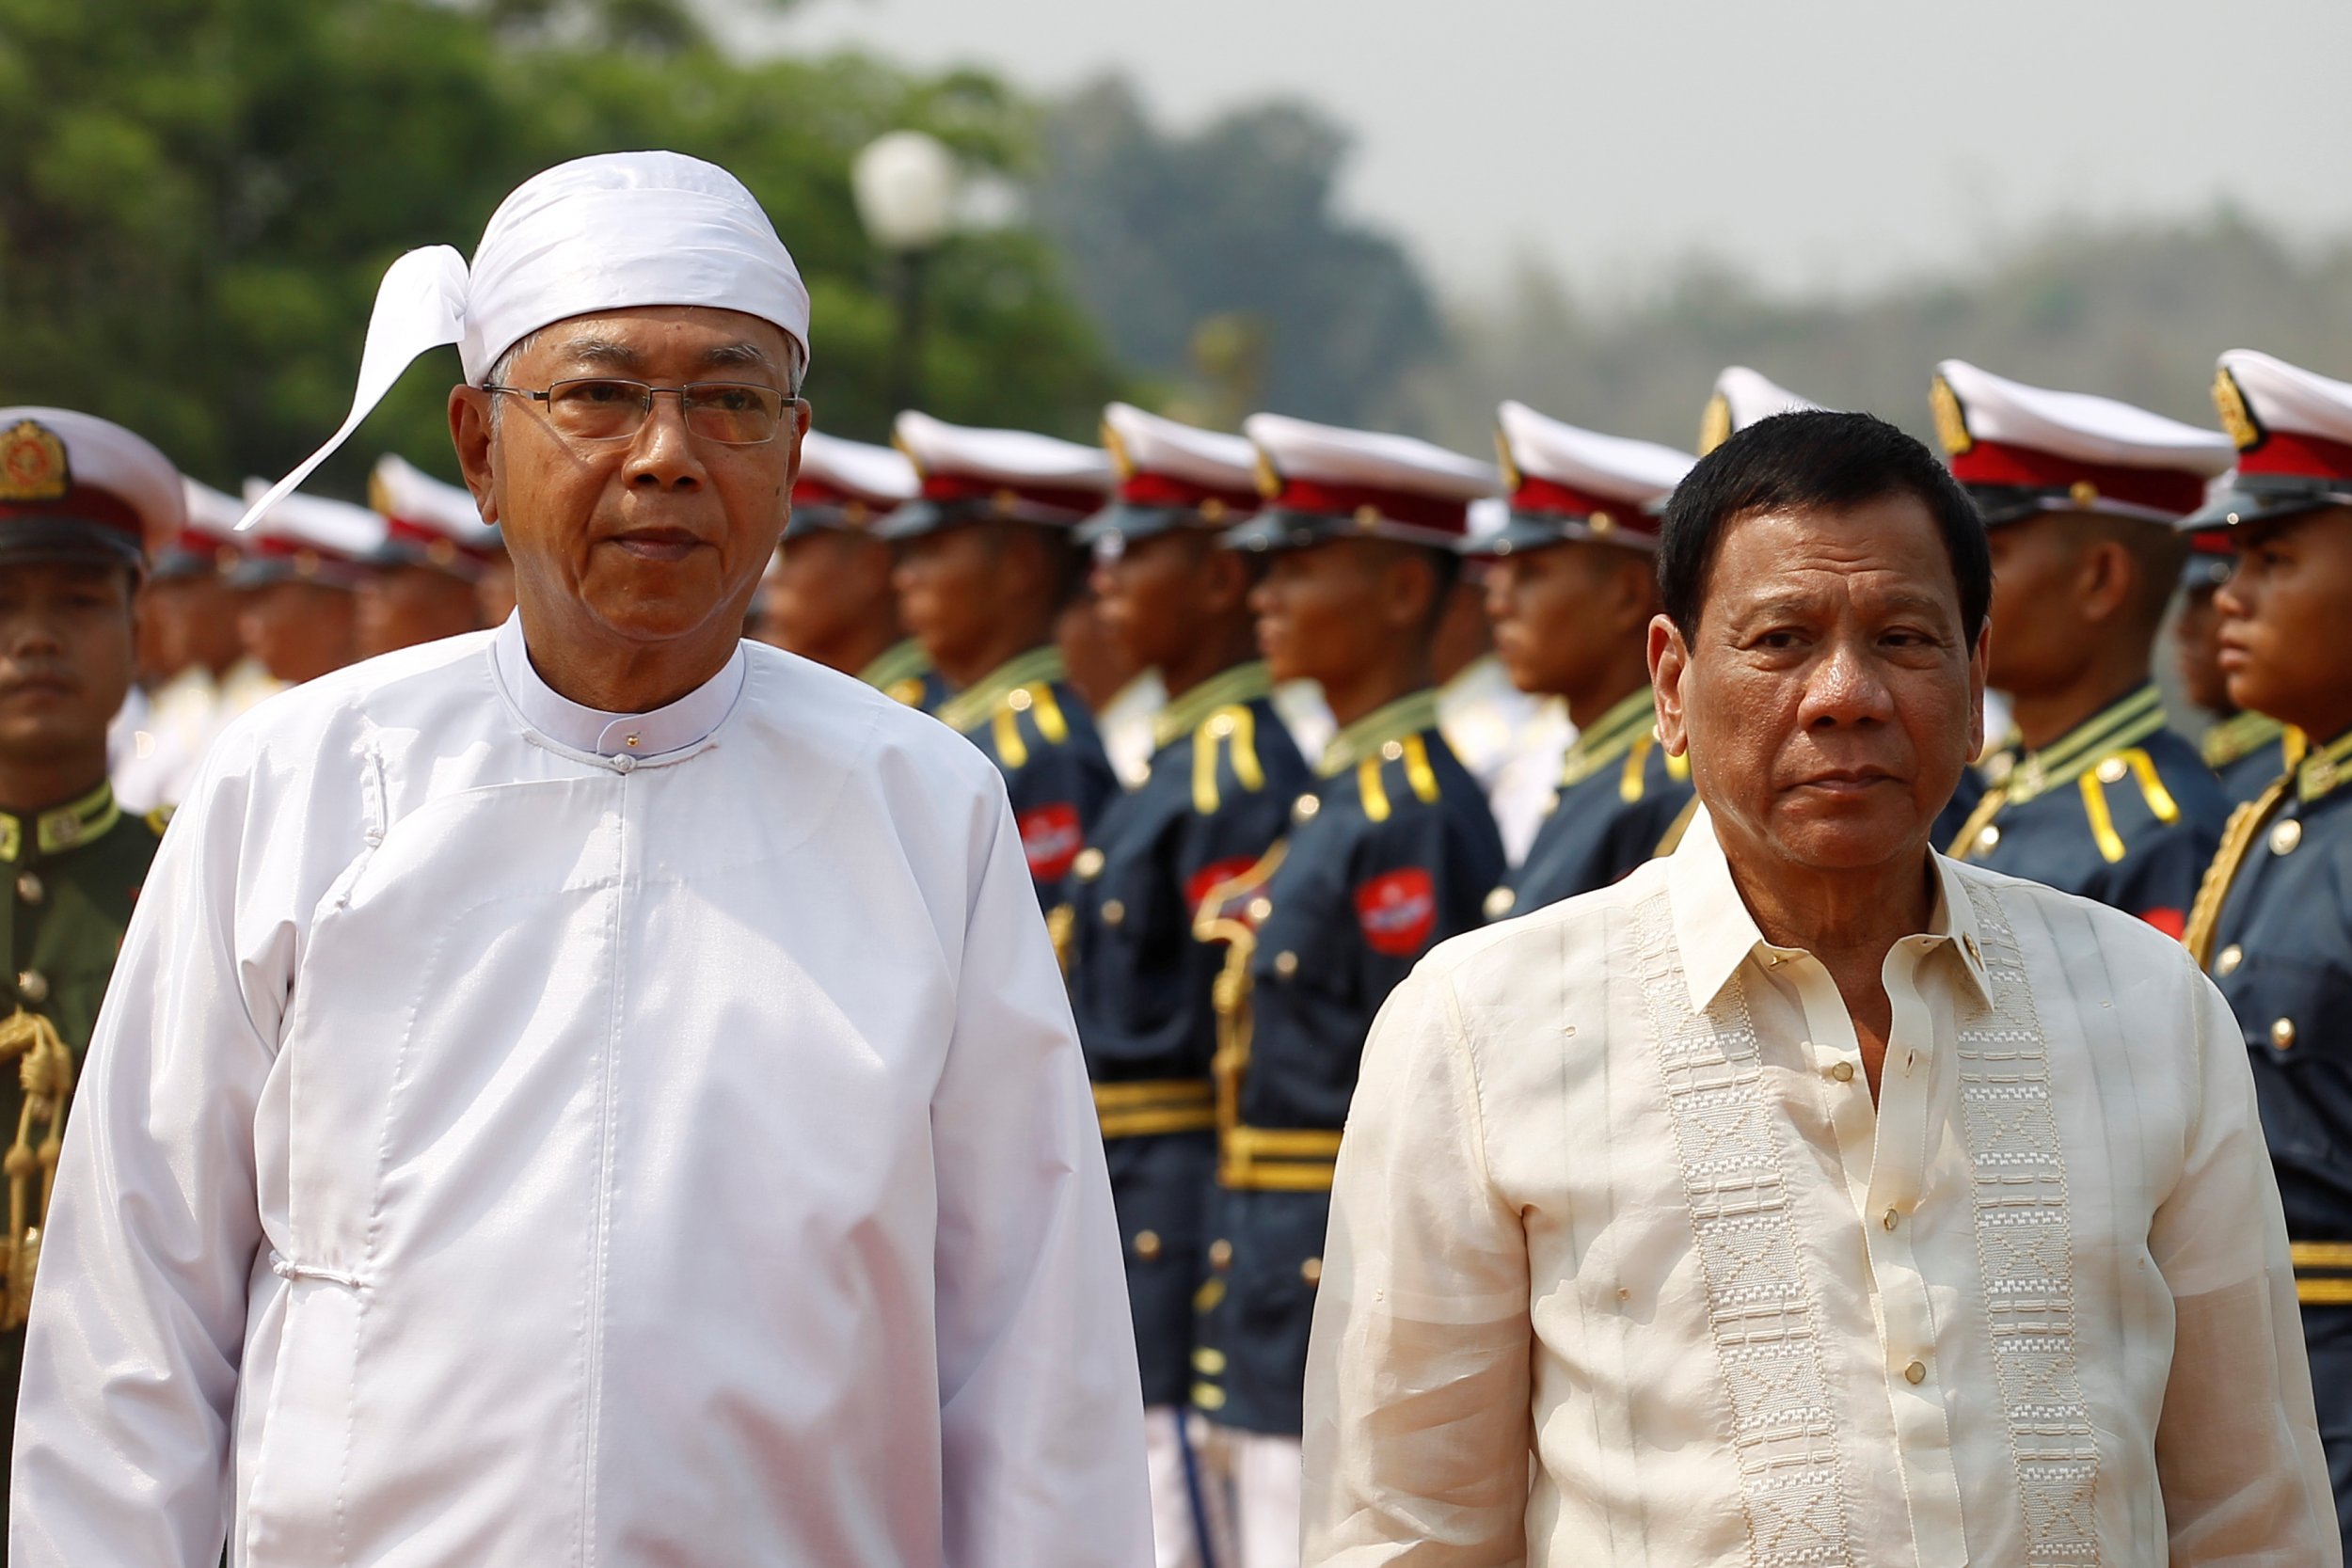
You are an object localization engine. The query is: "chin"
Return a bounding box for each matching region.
[1770,801,1925,869]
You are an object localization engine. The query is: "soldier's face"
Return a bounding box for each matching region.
[238,579,356,685]
[893,519,1006,676]
[354,563,483,660]
[1981,513,2084,694]
[1090,530,1205,673]
[1486,539,1648,699]
[1248,540,1392,689]
[2216,507,2352,737]
[767,530,894,663]
[0,561,135,769]
[452,306,807,660]
[1651,495,1985,877]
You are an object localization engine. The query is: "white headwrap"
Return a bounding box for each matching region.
[237,150,812,531]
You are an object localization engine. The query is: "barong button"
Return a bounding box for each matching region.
[2216,944,2243,976]
[1829,1061,1854,1084]
[1883,1207,1899,1231]
[2271,819,2303,856]
[1904,1360,1926,1385]
[1209,1239,1232,1271]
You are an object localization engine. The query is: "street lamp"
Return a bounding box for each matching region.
[852,130,959,416]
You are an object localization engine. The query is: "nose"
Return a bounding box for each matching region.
[2215,567,2252,622]
[1482,562,1514,624]
[1799,634,1897,728]
[624,393,707,492]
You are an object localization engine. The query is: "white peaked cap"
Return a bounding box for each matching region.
[1934,359,2233,475]
[1103,402,1259,492]
[893,411,1113,491]
[2217,350,2352,445]
[240,150,812,532]
[1244,412,1496,499]
[1499,401,1692,503]
[797,430,919,506]
[371,453,496,547]
[1465,496,1511,544]
[0,407,183,542]
[239,478,388,558]
[1701,367,1823,452]
[183,478,247,541]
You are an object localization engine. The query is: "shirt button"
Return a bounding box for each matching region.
[15,969,48,1004]
[623,732,641,750]
[14,872,41,905]
[1100,899,1125,927]
[1883,1207,1900,1231]
[1300,1257,1323,1286]
[2216,944,2244,976]
[1829,1061,1855,1084]
[1976,824,2001,852]
[1073,847,1105,882]
[1208,1239,1233,1271]
[2271,819,2304,857]
[2272,1017,2297,1051]
[1133,1229,1163,1261]
[1274,951,1299,978]
[1904,1360,1927,1385]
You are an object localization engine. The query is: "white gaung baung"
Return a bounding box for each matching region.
[11,152,1152,1568]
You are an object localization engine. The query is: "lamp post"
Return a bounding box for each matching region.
[852,130,959,417]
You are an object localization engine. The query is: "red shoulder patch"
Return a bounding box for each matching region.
[1018,802,1085,881]
[2138,906,2186,940]
[1186,855,1261,919]
[1355,867,1438,957]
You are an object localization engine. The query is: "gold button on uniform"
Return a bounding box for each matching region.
[2216,944,2244,976]
[15,970,47,1004]
[1828,1061,1855,1084]
[1100,899,1125,927]
[1293,794,1320,824]
[1904,1360,1927,1385]
[1208,1239,1233,1271]
[2271,819,2304,857]
[1008,688,1034,713]
[1247,896,1273,924]
[1206,714,1235,739]
[1378,739,1405,763]
[2094,755,2129,785]
[1274,951,1298,978]
[1300,1257,1322,1286]
[1073,847,1106,882]
[1484,886,1516,920]
[1133,1229,1162,1261]
[1976,824,2002,853]
[14,872,40,905]
[2272,1017,2297,1050]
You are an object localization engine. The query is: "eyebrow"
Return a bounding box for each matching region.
[548,339,778,376]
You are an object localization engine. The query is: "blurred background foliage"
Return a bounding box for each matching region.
[4,0,2350,498]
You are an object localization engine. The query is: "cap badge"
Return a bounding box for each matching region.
[1353,504,1381,531]
[1697,393,1733,457]
[2068,481,2099,509]
[2213,367,2265,451]
[1589,511,1615,535]
[426,538,457,566]
[0,420,71,503]
[1102,422,1136,482]
[1200,498,1228,524]
[1929,375,1974,457]
[1492,428,1522,493]
[843,500,870,527]
[1252,450,1282,500]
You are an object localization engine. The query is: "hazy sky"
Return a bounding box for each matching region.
[735,0,2352,300]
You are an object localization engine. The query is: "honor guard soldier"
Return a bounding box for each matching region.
[886,412,1120,904]
[229,480,383,687]
[760,429,941,706]
[2180,348,2352,1548]
[2178,529,2302,802]
[1933,359,2233,934]
[1189,413,1505,1568]
[1067,403,1312,1568]
[1435,499,1568,865]
[1478,401,1694,921]
[0,409,176,1533]
[356,453,498,657]
[111,477,246,814]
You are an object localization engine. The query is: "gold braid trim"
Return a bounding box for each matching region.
[0,1009,74,1331]
[2184,776,2293,969]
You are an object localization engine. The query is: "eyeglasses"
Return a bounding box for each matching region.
[480,378,794,445]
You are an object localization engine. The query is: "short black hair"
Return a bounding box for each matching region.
[1657,409,1992,643]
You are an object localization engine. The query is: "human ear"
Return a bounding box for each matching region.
[449,387,500,528]
[1649,613,1691,756]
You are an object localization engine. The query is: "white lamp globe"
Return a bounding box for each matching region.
[852,130,960,253]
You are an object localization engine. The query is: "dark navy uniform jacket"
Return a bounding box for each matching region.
[2189,727,2352,1538]
[1061,663,1309,1409]
[2204,709,2303,807]
[937,646,1118,906]
[1486,685,1691,922]
[1951,684,2229,937]
[1191,691,1504,1435]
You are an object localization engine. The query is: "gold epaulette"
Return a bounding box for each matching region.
[2292,1241,2352,1306]
[1947,785,2008,860]
[1192,704,1266,815]
[2184,775,2293,967]
[990,684,1071,769]
[2075,747,2182,864]
[1352,736,1440,825]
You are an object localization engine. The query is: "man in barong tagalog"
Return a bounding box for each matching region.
[1301,410,2336,1565]
[10,150,1152,1568]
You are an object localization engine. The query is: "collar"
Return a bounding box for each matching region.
[492,612,744,760]
[1152,661,1274,750]
[0,781,119,864]
[856,638,930,693]
[1318,689,1442,778]
[2002,683,2168,803]
[2297,727,2352,804]
[1666,807,1993,1015]
[2201,708,2287,770]
[1560,686,1658,786]
[935,645,1066,736]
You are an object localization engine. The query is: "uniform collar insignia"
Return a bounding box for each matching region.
[0,782,119,864]
[1319,689,1442,778]
[855,638,931,694]
[2296,728,2352,804]
[1559,686,1659,787]
[2005,684,2168,803]
[935,645,1066,736]
[1152,662,1274,751]
[2201,709,2288,770]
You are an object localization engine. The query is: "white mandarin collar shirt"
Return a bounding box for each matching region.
[491,610,744,759]
[1305,810,2333,1568]
[16,629,1150,1568]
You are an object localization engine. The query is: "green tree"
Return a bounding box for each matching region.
[0,0,1124,497]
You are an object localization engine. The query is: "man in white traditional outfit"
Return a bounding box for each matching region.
[1301,409,2337,1565]
[10,150,1152,1568]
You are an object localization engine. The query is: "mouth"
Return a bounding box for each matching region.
[2216,637,2251,673]
[1792,768,1900,795]
[605,528,708,563]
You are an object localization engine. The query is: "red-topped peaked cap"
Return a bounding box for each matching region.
[879,410,1114,541]
[1082,404,1262,547]
[0,407,180,571]
[370,453,501,579]
[1224,412,1495,552]
[787,430,918,541]
[2185,350,2352,532]
[1931,359,2232,527]
[230,479,385,590]
[1487,400,1693,555]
